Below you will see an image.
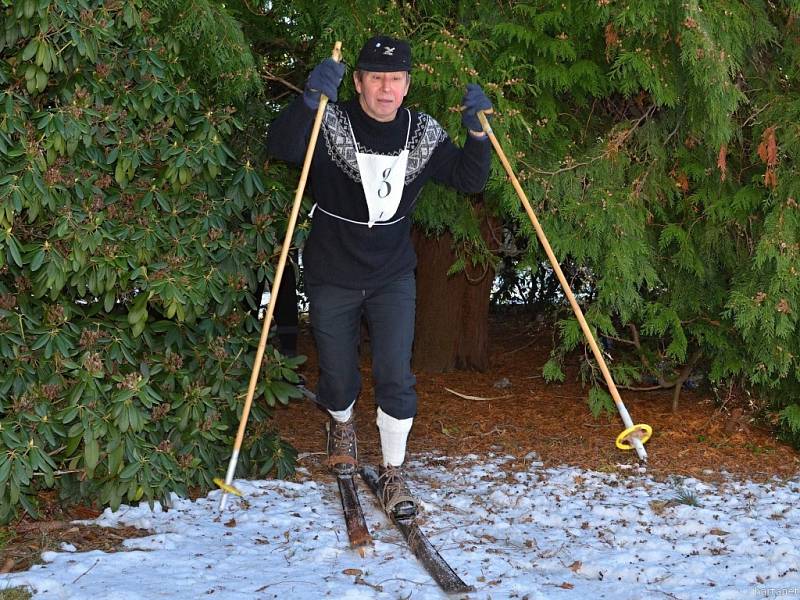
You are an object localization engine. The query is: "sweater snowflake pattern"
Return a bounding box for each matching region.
[265,96,490,289]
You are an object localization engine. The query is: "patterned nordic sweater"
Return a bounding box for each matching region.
[265,96,490,289]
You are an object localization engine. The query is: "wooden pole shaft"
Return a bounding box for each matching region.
[219,42,344,510]
[477,111,647,461]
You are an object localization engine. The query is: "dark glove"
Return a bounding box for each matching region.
[303,58,345,109]
[461,83,492,133]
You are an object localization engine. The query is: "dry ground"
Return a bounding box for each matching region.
[275,310,800,483]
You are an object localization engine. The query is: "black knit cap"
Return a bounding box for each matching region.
[355,35,412,72]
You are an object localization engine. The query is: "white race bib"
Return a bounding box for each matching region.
[355,149,409,227]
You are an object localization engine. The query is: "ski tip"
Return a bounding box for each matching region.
[297,385,317,402]
[350,532,373,549]
[213,478,243,497]
[355,542,373,558]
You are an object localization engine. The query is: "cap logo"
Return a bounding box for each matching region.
[357,37,411,71]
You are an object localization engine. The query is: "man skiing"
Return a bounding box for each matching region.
[265,35,492,518]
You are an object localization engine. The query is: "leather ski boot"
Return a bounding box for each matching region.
[327,415,358,476]
[378,464,417,519]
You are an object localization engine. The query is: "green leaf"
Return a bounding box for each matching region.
[119,462,140,480]
[3,428,22,447]
[61,405,79,424]
[131,320,146,337]
[0,457,11,485]
[108,444,124,475]
[268,380,304,405]
[118,405,130,432]
[7,235,22,266]
[30,248,45,271]
[22,38,38,61]
[35,68,47,92]
[104,290,116,312]
[18,491,39,518]
[84,437,99,474]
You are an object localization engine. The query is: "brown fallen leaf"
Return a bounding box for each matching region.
[559,582,575,589]
[1,557,15,574]
[355,574,383,592]
[223,518,236,528]
[649,499,678,514]
[568,560,582,573]
[15,520,69,533]
[342,568,363,576]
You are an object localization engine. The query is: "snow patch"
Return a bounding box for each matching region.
[2,456,800,599]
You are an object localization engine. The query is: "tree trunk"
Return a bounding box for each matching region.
[412,208,499,372]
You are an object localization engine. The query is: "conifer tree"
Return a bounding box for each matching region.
[248,1,800,444]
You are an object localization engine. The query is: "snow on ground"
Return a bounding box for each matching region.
[3,453,800,599]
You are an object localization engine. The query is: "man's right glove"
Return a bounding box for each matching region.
[303,58,345,109]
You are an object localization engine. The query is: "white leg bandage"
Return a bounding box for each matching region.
[376,408,414,467]
[328,400,355,423]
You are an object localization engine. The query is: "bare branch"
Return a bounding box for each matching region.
[444,387,512,401]
[263,70,302,94]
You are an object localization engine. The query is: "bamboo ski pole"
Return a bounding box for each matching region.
[477,111,650,461]
[217,41,343,510]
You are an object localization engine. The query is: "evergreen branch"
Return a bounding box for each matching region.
[627,323,675,389]
[603,328,703,410]
[632,160,657,199]
[526,154,604,177]
[601,333,639,347]
[526,105,657,176]
[672,350,703,412]
[664,107,687,147]
[580,98,598,146]
[240,0,273,17]
[741,99,776,128]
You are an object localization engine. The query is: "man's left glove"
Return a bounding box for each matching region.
[461,83,492,133]
[303,58,345,110]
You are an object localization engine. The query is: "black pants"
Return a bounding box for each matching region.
[274,260,299,357]
[306,273,417,420]
[256,252,299,357]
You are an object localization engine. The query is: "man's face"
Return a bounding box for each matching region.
[354,70,410,122]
